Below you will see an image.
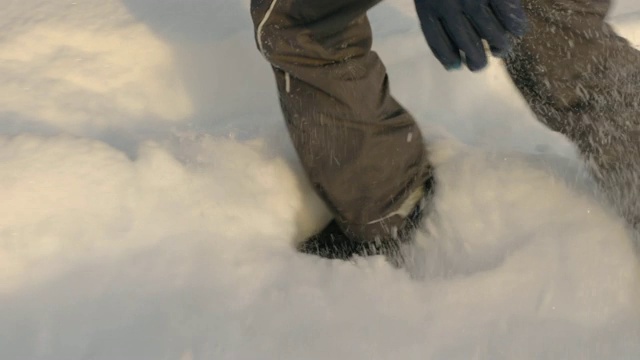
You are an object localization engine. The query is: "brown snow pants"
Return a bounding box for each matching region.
[250,0,640,240]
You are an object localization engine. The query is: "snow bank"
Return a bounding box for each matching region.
[2,131,639,359]
[0,1,192,134]
[1,0,640,359]
[0,133,326,293]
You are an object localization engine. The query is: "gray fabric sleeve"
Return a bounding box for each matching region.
[505,0,640,229]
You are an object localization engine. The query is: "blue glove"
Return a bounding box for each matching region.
[414,0,528,71]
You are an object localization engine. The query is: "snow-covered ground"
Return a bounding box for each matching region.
[1,1,640,359]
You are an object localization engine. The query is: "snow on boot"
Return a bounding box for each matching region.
[297,220,403,261]
[297,177,436,265]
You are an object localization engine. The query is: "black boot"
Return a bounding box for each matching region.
[297,177,435,262]
[297,220,402,260]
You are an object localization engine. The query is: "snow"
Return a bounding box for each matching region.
[1,0,640,359]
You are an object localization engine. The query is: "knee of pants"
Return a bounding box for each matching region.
[252,0,373,69]
[252,0,309,69]
[252,0,285,65]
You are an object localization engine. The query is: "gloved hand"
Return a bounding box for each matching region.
[414,0,528,71]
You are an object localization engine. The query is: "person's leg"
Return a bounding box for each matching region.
[250,0,433,253]
[505,0,640,229]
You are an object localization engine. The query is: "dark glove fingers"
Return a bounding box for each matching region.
[414,0,524,71]
[489,0,528,37]
[442,15,487,71]
[418,13,462,69]
[462,2,511,57]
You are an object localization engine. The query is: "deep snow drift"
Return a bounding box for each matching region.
[2,1,640,359]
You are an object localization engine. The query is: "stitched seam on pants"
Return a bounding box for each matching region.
[256,0,279,56]
[285,72,291,93]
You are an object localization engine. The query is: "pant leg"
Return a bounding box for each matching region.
[250,0,432,242]
[505,0,640,229]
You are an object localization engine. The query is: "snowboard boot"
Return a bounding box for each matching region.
[297,176,435,265]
